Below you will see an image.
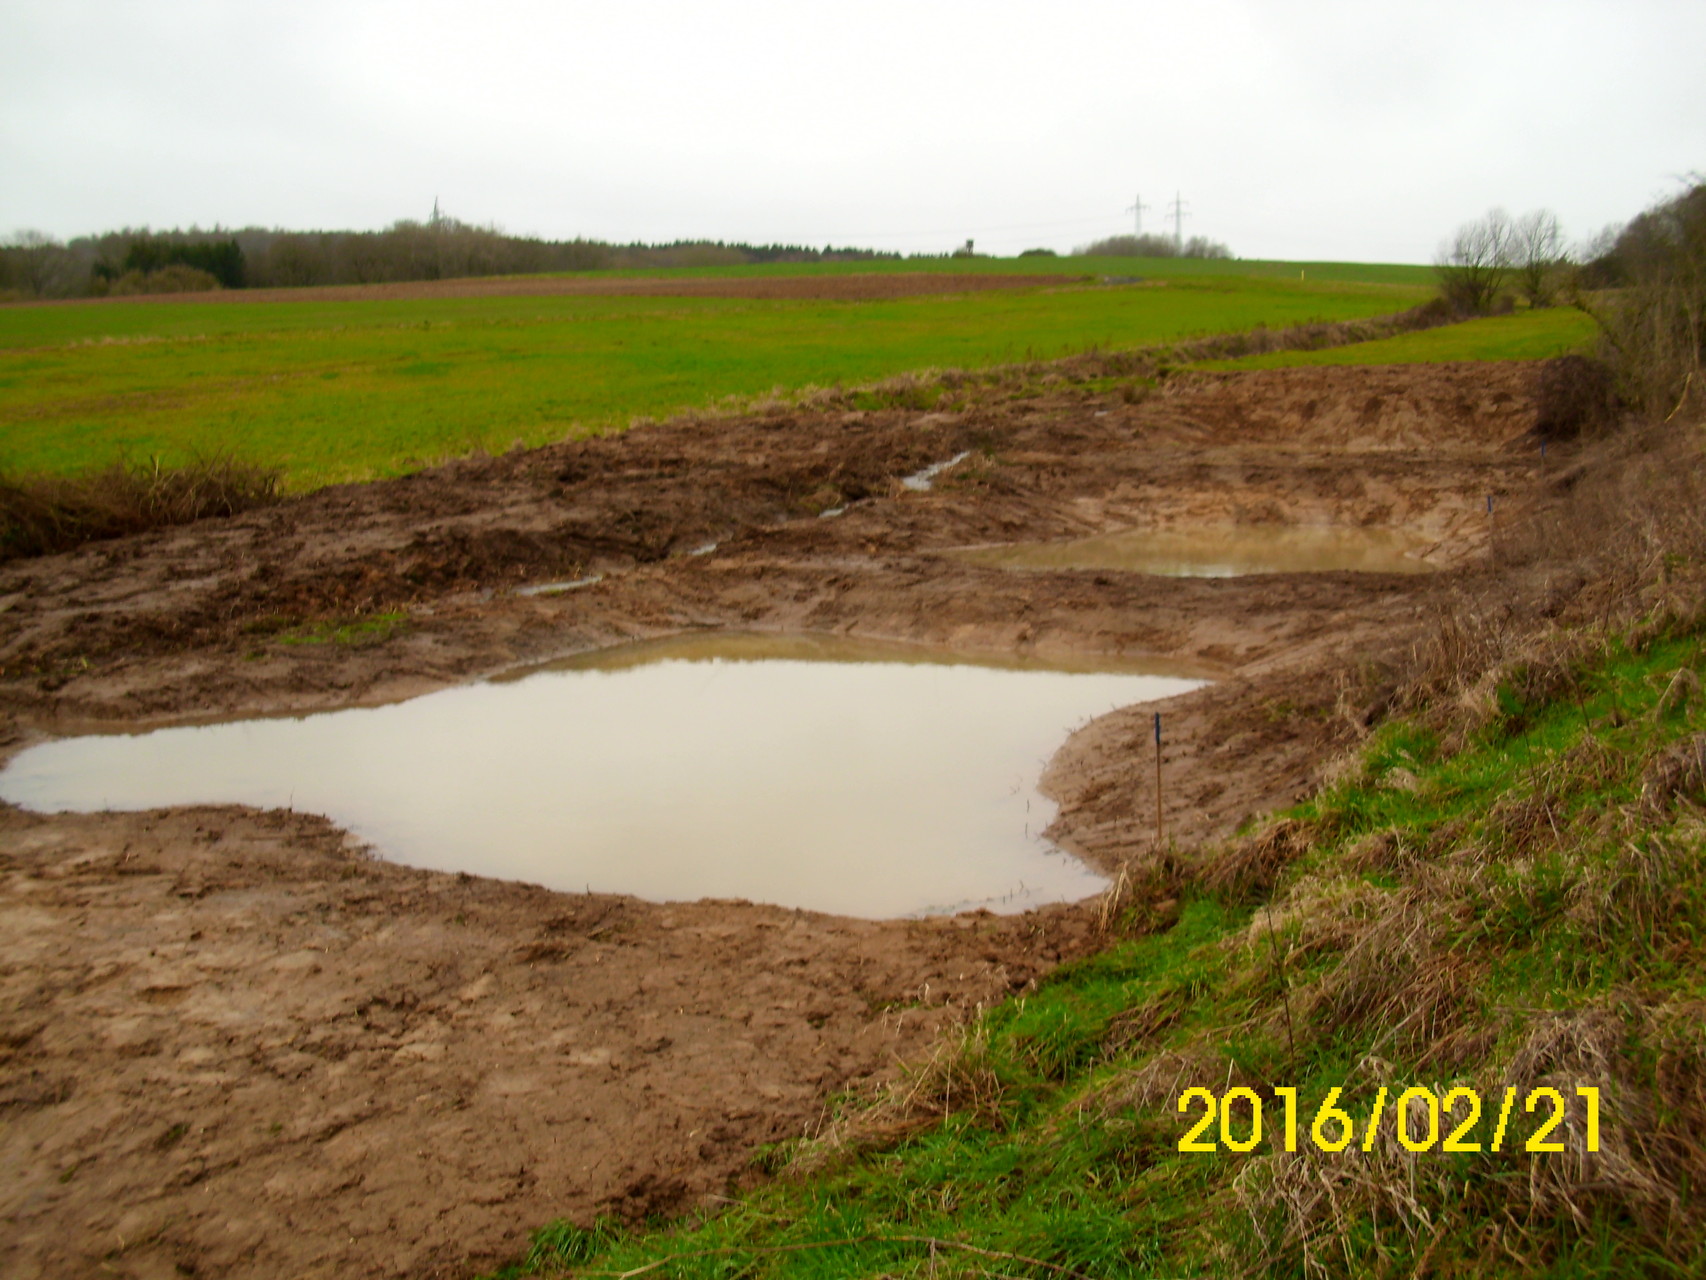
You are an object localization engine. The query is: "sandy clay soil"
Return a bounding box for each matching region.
[0,360,1558,1278]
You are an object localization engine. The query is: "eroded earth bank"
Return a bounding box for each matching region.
[1,361,1553,1278]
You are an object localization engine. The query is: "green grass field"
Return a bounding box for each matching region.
[1197,306,1599,371]
[1,260,1431,488]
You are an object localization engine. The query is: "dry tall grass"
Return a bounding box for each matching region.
[0,454,282,562]
[1207,401,1706,1272]
[1343,413,1706,744]
[782,1024,1011,1178]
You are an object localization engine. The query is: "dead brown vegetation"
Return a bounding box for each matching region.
[0,454,281,562]
[781,1025,1012,1177]
[1333,413,1706,746]
[1583,180,1706,420]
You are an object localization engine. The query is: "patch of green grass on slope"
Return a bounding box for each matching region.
[1195,306,1599,371]
[492,619,1706,1279]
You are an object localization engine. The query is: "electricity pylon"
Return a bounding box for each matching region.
[1168,191,1190,252]
[1126,193,1150,237]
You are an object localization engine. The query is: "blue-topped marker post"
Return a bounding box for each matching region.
[1154,711,1164,850]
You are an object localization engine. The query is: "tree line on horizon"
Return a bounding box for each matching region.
[1,210,1240,302]
[1071,231,1233,259]
[0,214,908,300]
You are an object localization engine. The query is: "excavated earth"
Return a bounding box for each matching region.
[0,361,1554,1279]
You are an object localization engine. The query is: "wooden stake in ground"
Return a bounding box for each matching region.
[1153,711,1164,850]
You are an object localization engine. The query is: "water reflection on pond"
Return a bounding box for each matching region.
[0,634,1207,918]
[949,524,1438,577]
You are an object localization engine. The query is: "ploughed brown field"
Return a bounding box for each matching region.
[0,360,1554,1278]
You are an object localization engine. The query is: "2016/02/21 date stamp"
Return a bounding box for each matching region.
[1177,1086,1601,1154]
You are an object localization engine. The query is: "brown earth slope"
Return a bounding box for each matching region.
[0,361,1551,1279]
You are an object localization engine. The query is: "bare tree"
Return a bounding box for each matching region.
[1513,209,1565,307]
[1434,208,1515,314]
[1,230,80,298]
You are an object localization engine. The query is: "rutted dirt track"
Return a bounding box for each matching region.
[0,362,1549,1278]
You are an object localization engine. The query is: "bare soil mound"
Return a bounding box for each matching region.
[0,361,1553,1279]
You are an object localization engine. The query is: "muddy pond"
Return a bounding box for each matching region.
[950,524,1438,577]
[0,634,1205,918]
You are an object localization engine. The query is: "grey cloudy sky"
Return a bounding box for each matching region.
[3,0,1701,263]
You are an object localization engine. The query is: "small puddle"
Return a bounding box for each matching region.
[950,524,1439,577]
[0,634,1206,919]
[515,575,604,597]
[901,451,972,492]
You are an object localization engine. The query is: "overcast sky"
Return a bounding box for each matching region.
[3,0,1701,263]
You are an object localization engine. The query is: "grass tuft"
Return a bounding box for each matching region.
[0,453,280,562]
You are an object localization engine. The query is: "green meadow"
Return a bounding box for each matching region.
[1197,305,1599,371]
[0,261,1430,488]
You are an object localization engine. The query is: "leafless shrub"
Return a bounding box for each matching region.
[0,454,282,562]
[1514,209,1567,308]
[1583,179,1706,420]
[0,229,81,298]
[1435,208,1516,315]
[1532,354,1621,442]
